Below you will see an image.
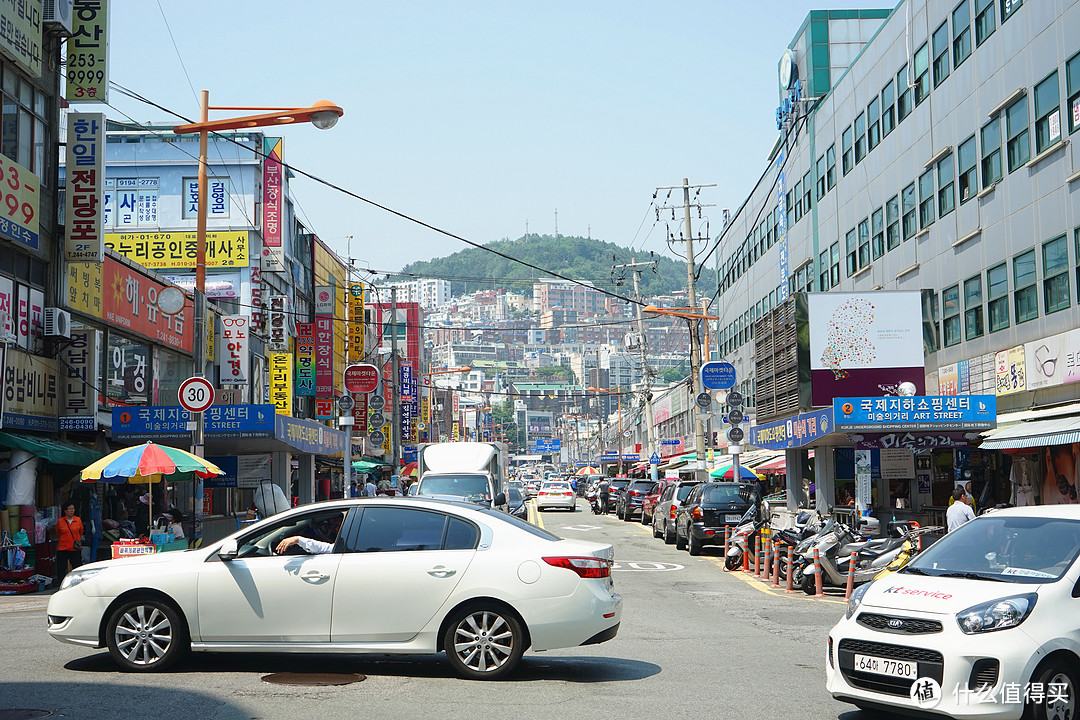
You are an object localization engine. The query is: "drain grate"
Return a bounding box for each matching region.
[0,712,53,720]
[261,672,365,686]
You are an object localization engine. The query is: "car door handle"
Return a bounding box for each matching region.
[428,566,457,578]
[302,570,331,582]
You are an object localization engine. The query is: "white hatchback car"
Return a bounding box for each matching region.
[536,482,576,512]
[47,498,621,679]
[827,506,1080,720]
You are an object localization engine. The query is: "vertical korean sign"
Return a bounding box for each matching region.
[261,138,284,272]
[219,315,249,384]
[66,0,109,103]
[267,294,289,352]
[268,352,292,415]
[314,286,334,396]
[60,328,100,430]
[295,322,315,396]
[776,146,789,302]
[349,282,364,362]
[400,364,415,442]
[65,112,104,261]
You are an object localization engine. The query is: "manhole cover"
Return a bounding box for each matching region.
[0,712,52,720]
[261,673,365,686]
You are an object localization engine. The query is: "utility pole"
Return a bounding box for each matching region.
[390,287,401,478]
[614,256,659,480]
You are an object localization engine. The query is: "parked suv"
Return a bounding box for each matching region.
[651,479,702,544]
[675,481,754,556]
[615,479,658,522]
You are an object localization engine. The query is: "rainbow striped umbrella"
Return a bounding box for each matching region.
[81,442,224,483]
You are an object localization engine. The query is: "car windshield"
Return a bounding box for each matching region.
[701,484,745,503]
[903,515,1080,583]
[416,474,491,504]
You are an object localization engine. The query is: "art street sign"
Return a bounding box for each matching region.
[701,361,736,390]
[833,395,997,431]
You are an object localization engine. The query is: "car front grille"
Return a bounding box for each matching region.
[857,613,943,635]
[837,638,944,698]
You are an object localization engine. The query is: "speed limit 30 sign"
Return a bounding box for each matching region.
[178,376,215,413]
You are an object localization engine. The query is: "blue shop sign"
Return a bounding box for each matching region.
[599,452,621,462]
[621,453,640,462]
[834,395,997,431]
[701,361,736,390]
[749,408,835,450]
[275,414,345,455]
[112,405,278,439]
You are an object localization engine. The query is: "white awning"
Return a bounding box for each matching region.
[979,415,1080,449]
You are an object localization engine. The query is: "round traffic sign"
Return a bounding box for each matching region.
[178,376,214,413]
[368,412,386,429]
[623,430,631,438]
[727,426,745,443]
[368,430,386,445]
[368,395,386,411]
[728,408,744,425]
[727,390,744,406]
[417,422,427,431]
[695,392,712,409]
[337,395,354,411]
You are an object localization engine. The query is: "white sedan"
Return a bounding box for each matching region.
[47,498,621,679]
[536,482,576,512]
[827,505,1080,720]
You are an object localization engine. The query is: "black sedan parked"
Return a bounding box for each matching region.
[614,479,658,522]
[601,478,632,514]
[674,481,753,556]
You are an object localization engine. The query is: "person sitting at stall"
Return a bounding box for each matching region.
[164,508,186,540]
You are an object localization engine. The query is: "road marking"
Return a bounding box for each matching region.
[611,561,684,572]
[562,525,603,532]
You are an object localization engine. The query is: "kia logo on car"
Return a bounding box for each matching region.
[887,619,904,629]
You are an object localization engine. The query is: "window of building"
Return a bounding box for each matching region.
[1033,71,1061,153]
[872,207,884,259]
[854,112,867,164]
[1006,96,1030,172]
[942,284,961,347]
[1068,52,1080,135]
[785,189,794,228]
[1000,0,1021,23]
[964,275,984,339]
[830,242,840,287]
[868,97,881,151]
[881,80,896,138]
[975,0,995,45]
[1013,248,1037,324]
[937,151,955,217]
[914,42,930,105]
[932,22,950,87]
[988,262,1009,331]
[1042,234,1069,314]
[981,117,1002,187]
[816,155,826,199]
[842,125,853,175]
[846,228,858,277]
[897,64,912,121]
[902,182,917,240]
[919,169,935,229]
[886,196,900,250]
[958,134,977,203]
[953,1,972,67]
[826,145,837,189]
[794,181,803,223]
[819,248,831,290]
[0,65,50,178]
[803,170,812,213]
[857,218,870,269]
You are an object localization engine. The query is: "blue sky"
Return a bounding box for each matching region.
[105,1,886,274]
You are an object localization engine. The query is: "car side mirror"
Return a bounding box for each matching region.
[494,492,506,507]
[217,538,239,561]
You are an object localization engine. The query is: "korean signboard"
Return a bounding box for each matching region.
[204,454,272,490]
[15,284,43,351]
[314,285,334,315]
[3,348,58,432]
[65,258,103,320]
[60,328,100,431]
[0,0,41,77]
[64,112,104,261]
[0,153,39,251]
[267,294,289,352]
[104,231,249,269]
[249,262,264,332]
[833,395,997,431]
[315,290,334,396]
[218,315,249,384]
[103,178,158,227]
[349,282,364,362]
[268,352,292,415]
[182,177,230,219]
[995,346,1026,396]
[262,137,284,272]
[66,0,109,102]
[749,408,835,450]
[400,364,416,442]
[160,271,242,299]
[106,257,193,351]
[295,322,315,396]
[315,398,334,420]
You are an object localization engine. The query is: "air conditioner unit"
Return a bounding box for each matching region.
[43,0,74,36]
[43,307,71,339]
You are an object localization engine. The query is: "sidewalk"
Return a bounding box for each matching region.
[0,586,55,612]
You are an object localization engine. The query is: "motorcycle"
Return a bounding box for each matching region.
[724,505,768,570]
[771,510,826,579]
[872,526,943,579]
[793,518,909,595]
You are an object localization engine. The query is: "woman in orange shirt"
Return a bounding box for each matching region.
[56,502,85,585]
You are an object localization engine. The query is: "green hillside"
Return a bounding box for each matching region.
[398,234,718,298]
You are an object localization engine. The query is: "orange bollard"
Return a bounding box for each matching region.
[754,535,762,577]
[723,525,729,556]
[742,534,751,572]
[813,547,824,597]
[771,544,782,588]
[844,551,857,600]
[762,533,771,579]
[785,546,796,593]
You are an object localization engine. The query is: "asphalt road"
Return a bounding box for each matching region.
[0,500,870,720]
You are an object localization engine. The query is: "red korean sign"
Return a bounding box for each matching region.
[315,315,334,396]
[344,363,379,393]
[103,256,193,352]
[314,398,334,419]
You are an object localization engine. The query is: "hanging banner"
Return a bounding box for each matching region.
[267,294,289,352]
[66,0,109,103]
[205,308,216,362]
[296,322,315,396]
[219,315,250,384]
[855,449,872,514]
[400,364,415,442]
[268,352,292,415]
[261,137,284,272]
[104,230,249,269]
[65,112,105,261]
[60,328,100,430]
[349,281,364,362]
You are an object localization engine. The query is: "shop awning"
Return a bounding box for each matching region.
[352,459,390,472]
[0,432,104,466]
[979,415,1080,450]
[755,457,787,473]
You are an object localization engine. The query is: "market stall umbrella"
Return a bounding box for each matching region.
[709,463,764,481]
[575,466,601,476]
[401,461,418,478]
[81,442,224,531]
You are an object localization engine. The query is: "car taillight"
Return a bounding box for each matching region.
[538,491,548,496]
[692,507,703,519]
[630,491,641,497]
[670,506,677,520]
[543,556,611,579]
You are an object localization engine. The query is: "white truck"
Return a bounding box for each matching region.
[413,441,509,511]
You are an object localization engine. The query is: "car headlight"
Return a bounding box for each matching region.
[846,581,870,619]
[956,593,1037,634]
[59,567,105,592]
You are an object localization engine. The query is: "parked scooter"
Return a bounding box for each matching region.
[793,518,908,594]
[724,505,768,570]
[772,510,826,579]
[872,526,943,579]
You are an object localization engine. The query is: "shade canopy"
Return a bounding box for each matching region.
[81,442,224,483]
[0,432,103,466]
[575,466,601,476]
[709,463,764,480]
